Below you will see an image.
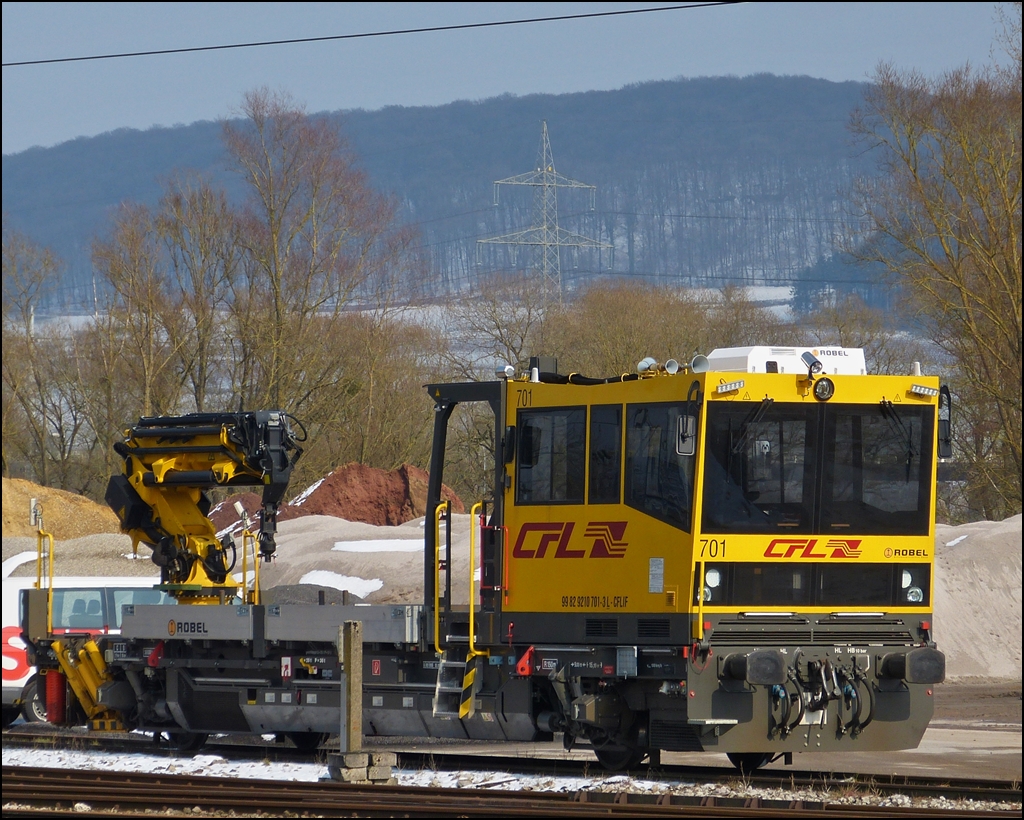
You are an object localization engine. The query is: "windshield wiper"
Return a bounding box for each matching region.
[730,397,775,454]
[879,400,917,481]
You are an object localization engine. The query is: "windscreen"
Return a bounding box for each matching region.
[702,401,933,535]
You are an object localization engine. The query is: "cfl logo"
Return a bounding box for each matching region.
[763,538,863,559]
[512,522,628,559]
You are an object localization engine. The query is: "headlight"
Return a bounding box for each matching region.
[906,586,924,603]
[813,377,835,401]
[705,568,722,589]
[901,569,913,589]
[703,586,714,602]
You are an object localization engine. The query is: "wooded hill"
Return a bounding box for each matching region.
[2,73,881,310]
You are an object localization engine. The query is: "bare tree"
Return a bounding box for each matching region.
[60,310,142,493]
[802,291,932,376]
[92,203,184,416]
[222,88,411,412]
[542,282,790,378]
[441,272,549,378]
[850,5,1022,517]
[158,175,241,412]
[2,226,64,482]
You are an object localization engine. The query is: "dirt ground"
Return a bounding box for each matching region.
[933,680,1022,725]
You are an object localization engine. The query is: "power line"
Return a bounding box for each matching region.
[3,3,742,68]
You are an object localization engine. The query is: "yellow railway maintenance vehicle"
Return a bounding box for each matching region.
[424,345,949,771]
[19,347,949,772]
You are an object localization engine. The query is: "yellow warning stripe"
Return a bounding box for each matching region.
[458,665,477,719]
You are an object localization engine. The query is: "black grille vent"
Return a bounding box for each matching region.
[712,628,814,645]
[637,619,671,639]
[711,621,914,646]
[585,618,618,637]
[649,719,702,751]
[814,629,914,644]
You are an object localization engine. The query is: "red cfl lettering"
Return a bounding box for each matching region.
[512,522,629,559]
[764,538,827,559]
[512,522,575,558]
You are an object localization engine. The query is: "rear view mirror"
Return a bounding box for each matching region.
[519,423,538,467]
[677,414,697,456]
[937,386,952,460]
[502,426,516,464]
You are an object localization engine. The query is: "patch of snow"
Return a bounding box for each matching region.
[945,535,968,547]
[216,522,243,539]
[1,747,324,781]
[298,571,383,598]
[290,476,328,507]
[332,539,422,553]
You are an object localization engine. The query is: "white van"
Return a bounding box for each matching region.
[2,575,170,726]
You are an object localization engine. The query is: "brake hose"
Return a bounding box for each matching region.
[851,674,874,737]
[770,683,792,739]
[786,667,806,735]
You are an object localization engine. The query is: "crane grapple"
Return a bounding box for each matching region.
[105,411,303,603]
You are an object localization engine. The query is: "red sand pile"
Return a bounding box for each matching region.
[210,463,463,531]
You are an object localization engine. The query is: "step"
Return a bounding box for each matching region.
[432,690,462,718]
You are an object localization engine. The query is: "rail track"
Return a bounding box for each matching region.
[4,726,1020,809]
[2,765,1017,819]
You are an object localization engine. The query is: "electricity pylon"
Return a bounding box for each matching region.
[477,121,610,302]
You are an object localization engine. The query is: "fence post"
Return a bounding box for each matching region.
[341,620,362,752]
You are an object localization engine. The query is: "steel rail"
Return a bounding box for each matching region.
[2,766,1016,819]
[4,727,1019,806]
[390,749,1024,805]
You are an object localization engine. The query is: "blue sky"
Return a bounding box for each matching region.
[1,2,1006,155]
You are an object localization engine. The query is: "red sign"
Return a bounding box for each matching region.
[371,658,382,676]
[1,626,30,682]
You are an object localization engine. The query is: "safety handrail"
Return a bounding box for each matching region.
[468,502,489,659]
[239,529,260,605]
[433,503,445,656]
[240,529,248,603]
[34,503,55,634]
[253,534,261,606]
[695,560,705,643]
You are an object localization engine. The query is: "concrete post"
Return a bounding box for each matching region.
[340,620,362,752]
[328,620,396,784]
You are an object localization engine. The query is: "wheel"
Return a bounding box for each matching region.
[286,732,328,752]
[593,742,646,771]
[21,677,48,723]
[727,752,773,774]
[162,730,208,752]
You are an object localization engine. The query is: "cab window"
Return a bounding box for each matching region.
[589,404,622,504]
[625,402,695,531]
[51,589,105,630]
[516,407,586,504]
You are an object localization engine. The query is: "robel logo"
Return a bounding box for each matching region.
[168,620,208,636]
[885,547,929,558]
[513,521,627,559]
[813,348,849,357]
[763,538,862,559]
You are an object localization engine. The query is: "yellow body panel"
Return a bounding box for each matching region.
[500,369,941,617]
